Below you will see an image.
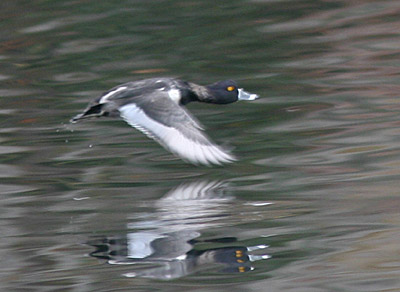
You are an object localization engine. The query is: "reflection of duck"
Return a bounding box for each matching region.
[71,78,258,165]
[87,181,269,280]
[89,236,269,279]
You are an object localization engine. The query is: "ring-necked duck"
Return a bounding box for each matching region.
[71,78,258,165]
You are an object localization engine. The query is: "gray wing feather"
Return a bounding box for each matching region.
[118,91,235,165]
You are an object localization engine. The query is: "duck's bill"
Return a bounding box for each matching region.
[238,88,259,101]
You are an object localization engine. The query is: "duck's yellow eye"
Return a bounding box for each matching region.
[227,86,235,92]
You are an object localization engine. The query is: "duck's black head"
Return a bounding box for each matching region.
[205,80,258,104]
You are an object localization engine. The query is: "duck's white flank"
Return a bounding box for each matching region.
[99,86,127,104]
[167,88,181,103]
[119,103,235,165]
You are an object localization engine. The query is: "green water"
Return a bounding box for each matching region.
[1,0,400,291]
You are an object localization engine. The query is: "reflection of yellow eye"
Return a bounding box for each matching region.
[227,86,235,92]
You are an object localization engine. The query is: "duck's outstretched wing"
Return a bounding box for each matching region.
[118,92,236,166]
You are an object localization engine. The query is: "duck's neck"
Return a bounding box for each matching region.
[180,82,212,105]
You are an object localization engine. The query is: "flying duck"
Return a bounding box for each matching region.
[71,78,258,165]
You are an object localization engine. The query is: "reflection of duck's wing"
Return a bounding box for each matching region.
[161,180,229,201]
[118,91,235,165]
[152,181,232,231]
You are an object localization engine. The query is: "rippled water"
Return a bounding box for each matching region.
[2,0,400,291]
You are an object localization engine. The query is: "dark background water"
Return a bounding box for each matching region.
[2,0,400,291]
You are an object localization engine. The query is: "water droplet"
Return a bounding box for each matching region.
[73,197,90,201]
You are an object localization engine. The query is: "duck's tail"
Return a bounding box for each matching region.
[70,103,106,123]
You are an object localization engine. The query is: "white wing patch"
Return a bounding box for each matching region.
[119,104,235,165]
[99,86,127,104]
